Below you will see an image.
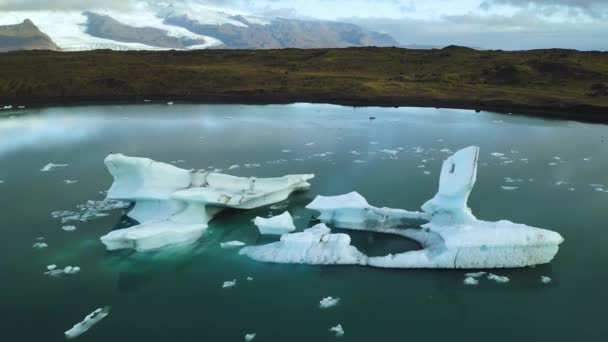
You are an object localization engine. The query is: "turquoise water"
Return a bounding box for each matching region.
[0,103,607,341]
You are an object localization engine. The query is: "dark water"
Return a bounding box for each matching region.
[0,103,607,342]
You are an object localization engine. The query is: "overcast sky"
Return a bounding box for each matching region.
[0,0,606,50]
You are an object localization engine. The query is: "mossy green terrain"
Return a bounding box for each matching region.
[0,46,607,120]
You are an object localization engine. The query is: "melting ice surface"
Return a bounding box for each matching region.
[242,147,564,269]
[100,154,314,252]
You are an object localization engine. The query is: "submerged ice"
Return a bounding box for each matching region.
[99,154,314,252]
[242,146,564,269]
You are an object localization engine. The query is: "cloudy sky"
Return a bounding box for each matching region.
[0,0,606,50]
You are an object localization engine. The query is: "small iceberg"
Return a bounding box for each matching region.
[62,225,77,232]
[41,163,68,172]
[487,273,510,283]
[541,276,552,284]
[463,277,479,285]
[220,241,246,249]
[245,333,256,341]
[65,307,110,339]
[33,242,48,249]
[319,297,340,309]
[329,324,344,337]
[254,212,296,235]
[223,279,237,288]
[240,224,367,265]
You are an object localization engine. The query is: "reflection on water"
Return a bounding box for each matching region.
[0,103,607,342]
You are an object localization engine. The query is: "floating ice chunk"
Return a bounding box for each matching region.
[221,241,246,249]
[254,212,296,235]
[245,333,256,341]
[228,164,240,170]
[463,277,479,285]
[487,273,510,283]
[282,149,292,153]
[246,276,254,281]
[423,171,431,175]
[47,264,57,271]
[440,148,452,153]
[370,141,379,145]
[223,279,237,288]
[549,162,557,166]
[353,160,365,163]
[41,163,68,172]
[305,142,315,146]
[240,224,367,265]
[541,276,552,284]
[319,297,340,309]
[491,152,505,157]
[350,150,360,155]
[100,154,314,251]
[329,324,344,337]
[501,186,519,191]
[64,266,81,274]
[64,180,79,184]
[584,158,591,161]
[62,225,77,232]
[65,307,110,339]
[167,101,174,105]
[380,149,399,156]
[244,163,261,168]
[33,242,48,249]
[465,271,486,278]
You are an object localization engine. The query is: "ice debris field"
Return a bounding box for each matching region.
[99,146,563,269]
[22,145,567,339]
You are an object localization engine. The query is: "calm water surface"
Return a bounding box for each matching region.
[0,104,607,342]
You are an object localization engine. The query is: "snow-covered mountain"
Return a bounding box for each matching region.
[0,3,398,52]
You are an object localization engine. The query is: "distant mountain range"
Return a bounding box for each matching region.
[0,19,59,52]
[0,4,399,52]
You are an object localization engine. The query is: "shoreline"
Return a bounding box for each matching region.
[2,95,606,123]
[1,47,606,123]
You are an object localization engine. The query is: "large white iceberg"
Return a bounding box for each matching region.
[100,154,314,252]
[243,146,563,269]
[239,224,367,265]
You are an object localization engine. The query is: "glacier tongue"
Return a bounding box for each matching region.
[100,154,314,252]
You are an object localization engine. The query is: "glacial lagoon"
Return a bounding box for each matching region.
[0,103,607,341]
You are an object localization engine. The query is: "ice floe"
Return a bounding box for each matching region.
[220,241,246,249]
[541,276,552,284]
[487,273,510,283]
[65,307,110,339]
[319,297,340,309]
[44,265,81,277]
[63,180,79,184]
[254,211,296,235]
[33,242,48,249]
[223,279,237,288]
[240,224,367,265]
[329,324,344,337]
[52,199,129,224]
[463,277,479,285]
[100,154,314,251]
[41,163,68,172]
[62,225,77,232]
[245,333,256,341]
